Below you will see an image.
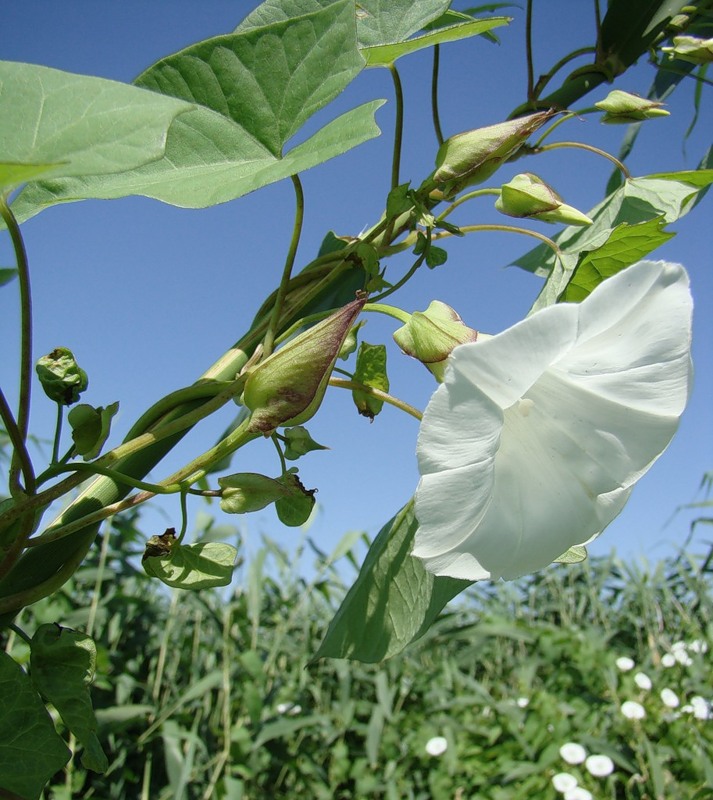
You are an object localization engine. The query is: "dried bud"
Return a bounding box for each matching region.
[244,295,366,434]
[495,173,592,226]
[36,347,88,405]
[662,35,713,64]
[433,110,556,197]
[595,90,669,123]
[393,300,478,382]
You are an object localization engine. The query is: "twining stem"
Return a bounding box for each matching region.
[328,378,422,421]
[0,387,35,495]
[262,174,305,358]
[436,188,502,222]
[536,141,631,179]
[525,0,535,102]
[388,63,405,191]
[368,251,427,304]
[363,302,411,325]
[532,47,597,99]
[0,195,35,496]
[431,45,444,146]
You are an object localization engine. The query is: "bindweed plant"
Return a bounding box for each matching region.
[1,0,712,794]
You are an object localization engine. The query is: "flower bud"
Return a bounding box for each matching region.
[394,300,478,382]
[244,295,366,434]
[36,347,88,405]
[662,35,713,64]
[594,90,669,123]
[495,173,592,226]
[433,110,556,197]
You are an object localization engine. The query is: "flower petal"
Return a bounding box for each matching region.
[413,260,693,581]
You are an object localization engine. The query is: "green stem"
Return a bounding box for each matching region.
[176,488,189,544]
[368,252,426,303]
[435,188,502,223]
[0,387,35,495]
[525,0,535,102]
[39,461,182,495]
[532,47,597,99]
[388,63,404,191]
[362,302,412,324]
[537,141,631,179]
[262,174,305,358]
[271,434,287,475]
[8,623,32,645]
[0,196,34,496]
[329,378,422,421]
[431,45,444,146]
[51,402,63,465]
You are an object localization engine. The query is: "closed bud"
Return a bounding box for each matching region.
[394,300,478,382]
[244,295,366,434]
[36,347,88,405]
[662,35,713,64]
[433,110,556,197]
[595,90,669,123]
[495,173,592,226]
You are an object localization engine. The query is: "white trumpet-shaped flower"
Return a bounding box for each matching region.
[413,260,692,581]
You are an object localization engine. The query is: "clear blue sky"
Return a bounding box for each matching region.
[2,2,712,573]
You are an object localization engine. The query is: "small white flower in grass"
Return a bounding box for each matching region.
[552,772,578,793]
[674,649,693,666]
[634,672,652,690]
[516,696,530,708]
[661,652,677,668]
[586,754,615,777]
[690,696,712,720]
[565,788,593,800]
[425,736,448,756]
[560,742,587,764]
[616,656,635,672]
[661,688,680,708]
[621,700,646,720]
[688,639,708,654]
[413,261,692,581]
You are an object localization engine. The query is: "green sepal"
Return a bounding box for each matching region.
[142,528,236,590]
[282,426,328,460]
[36,347,88,405]
[352,342,389,420]
[68,402,119,460]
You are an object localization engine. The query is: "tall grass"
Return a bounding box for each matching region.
[5,510,712,800]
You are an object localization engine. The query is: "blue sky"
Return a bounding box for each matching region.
[2,1,712,573]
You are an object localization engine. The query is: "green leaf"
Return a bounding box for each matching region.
[0,268,17,287]
[362,17,510,66]
[0,650,70,800]
[314,501,471,662]
[352,342,389,420]
[554,545,588,564]
[355,0,451,48]
[136,0,364,158]
[11,100,384,218]
[143,541,237,590]
[68,401,119,460]
[30,624,108,774]
[0,60,192,193]
[560,217,674,303]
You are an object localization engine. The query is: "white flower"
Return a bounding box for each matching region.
[634,671,652,690]
[276,702,301,715]
[425,736,448,756]
[560,742,587,764]
[661,688,680,708]
[661,653,677,668]
[586,754,615,777]
[621,700,646,720]
[516,696,530,708]
[688,639,708,654]
[689,696,712,720]
[616,656,635,672]
[552,772,578,793]
[565,788,593,800]
[674,649,693,666]
[413,261,692,580]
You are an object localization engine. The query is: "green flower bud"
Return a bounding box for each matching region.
[433,110,556,197]
[495,173,592,226]
[393,300,478,382]
[244,295,366,435]
[36,347,88,405]
[662,35,713,64]
[594,90,670,123]
[68,401,119,460]
[219,472,291,514]
[282,426,328,460]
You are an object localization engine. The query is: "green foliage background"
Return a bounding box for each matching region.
[5,509,711,800]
